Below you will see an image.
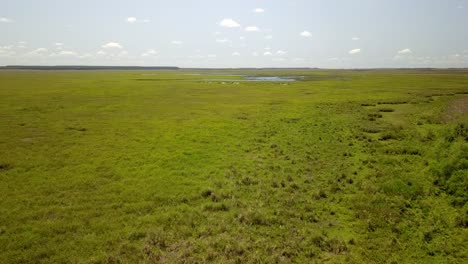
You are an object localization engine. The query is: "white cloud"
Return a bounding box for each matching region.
[276,50,286,56]
[245,26,259,32]
[239,36,245,40]
[54,43,64,50]
[117,50,128,57]
[102,42,123,49]
[392,55,468,67]
[265,35,273,39]
[300,31,312,37]
[189,54,205,59]
[232,52,240,56]
[141,49,158,57]
[253,8,265,13]
[0,51,15,57]
[126,17,149,24]
[25,48,48,56]
[171,40,183,45]
[79,53,93,59]
[0,17,13,23]
[216,38,229,43]
[252,52,259,56]
[0,46,16,57]
[58,50,78,56]
[457,5,464,9]
[349,48,361,55]
[219,18,240,28]
[352,37,360,41]
[397,48,412,54]
[32,48,48,53]
[96,50,106,55]
[264,47,271,50]
[207,54,217,58]
[17,41,27,49]
[273,58,285,62]
[263,51,272,56]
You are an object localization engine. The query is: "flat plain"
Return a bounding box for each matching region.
[0,69,467,263]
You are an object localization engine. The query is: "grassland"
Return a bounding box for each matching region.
[0,69,467,263]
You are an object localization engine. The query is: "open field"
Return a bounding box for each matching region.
[0,69,467,263]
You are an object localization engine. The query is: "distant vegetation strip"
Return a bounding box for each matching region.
[2,66,468,71]
[1,65,180,70]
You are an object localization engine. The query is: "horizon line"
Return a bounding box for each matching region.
[2,65,468,70]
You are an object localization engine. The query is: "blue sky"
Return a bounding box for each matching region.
[1,0,467,68]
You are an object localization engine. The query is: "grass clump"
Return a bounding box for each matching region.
[312,236,348,254]
[362,127,381,133]
[204,203,229,212]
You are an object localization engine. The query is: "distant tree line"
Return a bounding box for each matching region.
[2,65,179,70]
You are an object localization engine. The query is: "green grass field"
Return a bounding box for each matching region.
[0,69,467,263]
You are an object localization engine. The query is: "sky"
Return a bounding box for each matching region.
[1,0,468,68]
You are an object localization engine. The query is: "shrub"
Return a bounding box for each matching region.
[201,189,213,198]
[384,147,420,156]
[380,133,398,141]
[453,123,468,141]
[313,189,328,199]
[381,178,423,199]
[362,127,381,133]
[422,130,436,142]
[445,170,468,206]
[378,108,395,112]
[377,101,408,105]
[455,213,468,228]
[368,113,383,118]
[432,146,468,205]
[0,163,11,170]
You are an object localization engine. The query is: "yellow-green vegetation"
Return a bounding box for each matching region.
[0,69,467,263]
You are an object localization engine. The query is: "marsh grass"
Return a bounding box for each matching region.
[0,69,467,263]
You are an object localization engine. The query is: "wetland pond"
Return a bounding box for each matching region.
[203,76,298,82]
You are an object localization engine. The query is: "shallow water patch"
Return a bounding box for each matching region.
[244,76,296,82]
[202,76,297,82]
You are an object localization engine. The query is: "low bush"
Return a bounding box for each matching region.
[378,108,395,112]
